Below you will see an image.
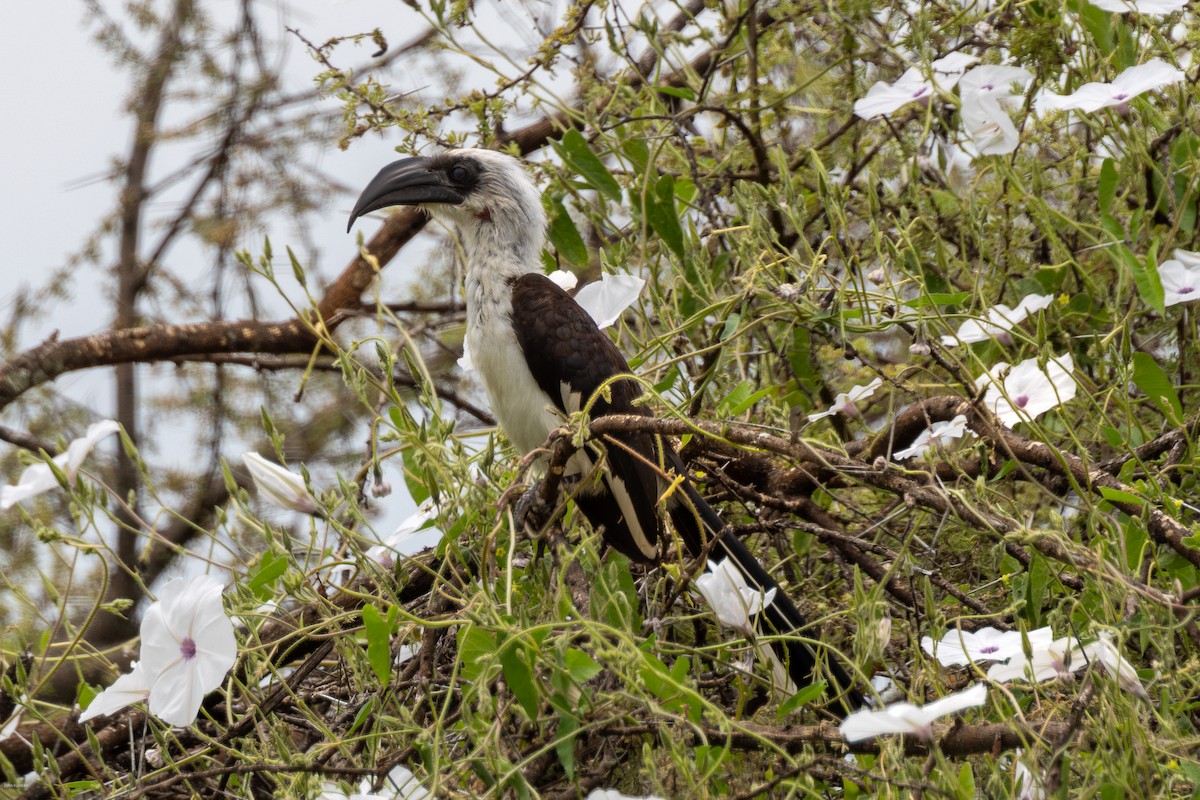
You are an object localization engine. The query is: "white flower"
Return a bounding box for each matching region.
[987,636,1078,683]
[585,791,664,800]
[1012,753,1046,800]
[941,293,1055,346]
[81,575,237,728]
[547,269,579,291]
[459,272,644,371]
[1159,250,1200,306]
[1039,58,1184,113]
[978,353,1076,428]
[1079,633,1148,699]
[693,558,777,635]
[79,661,150,723]
[961,95,1021,155]
[141,574,238,726]
[322,764,433,800]
[2,420,120,510]
[959,65,1034,106]
[894,415,971,460]
[242,452,320,515]
[854,54,979,119]
[807,378,883,421]
[920,625,1053,666]
[840,682,988,742]
[367,502,439,567]
[573,273,646,329]
[987,632,1145,697]
[1088,0,1187,13]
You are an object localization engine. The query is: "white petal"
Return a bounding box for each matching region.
[547,269,579,291]
[64,420,121,474]
[1080,634,1148,699]
[1173,248,1200,268]
[382,764,434,800]
[1089,0,1187,11]
[242,452,320,514]
[959,65,1034,100]
[1110,58,1185,97]
[962,95,1020,155]
[80,662,150,723]
[840,683,986,742]
[2,421,120,510]
[1158,258,1200,307]
[573,273,645,329]
[854,70,934,119]
[979,354,1076,427]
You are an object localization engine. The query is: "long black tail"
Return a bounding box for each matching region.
[666,454,863,715]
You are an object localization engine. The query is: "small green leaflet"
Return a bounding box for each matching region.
[362,603,399,687]
[1131,351,1184,425]
[246,551,288,600]
[1098,158,1118,215]
[559,129,622,202]
[546,195,589,267]
[499,638,541,721]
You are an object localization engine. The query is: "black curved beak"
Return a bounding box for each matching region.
[346,157,466,232]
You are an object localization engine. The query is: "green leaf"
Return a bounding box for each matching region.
[1099,158,1118,215]
[564,648,602,684]
[559,129,622,201]
[457,624,497,684]
[555,713,579,779]
[1025,555,1050,628]
[1131,351,1184,424]
[362,603,399,687]
[903,291,973,309]
[777,681,828,717]
[647,173,685,259]
[1100,486,1146,507]
[546,195,589,267]
[246,551,288,600]
[654,85,695,101]
[500,640,541,721]
[957,763,976,798]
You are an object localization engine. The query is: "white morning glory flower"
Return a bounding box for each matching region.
[1158,249,1200,306]
[2,419,120,510]
[807,378,883,421]
[320,764,432,800]
[140,574,238,727]
[585,791,665,800]
[460,272,644,371]
[987,636,1077,684]
[1038,58,1184,113]
[978,353,1077,428]
[894,415,971,460]
[574,273,647,329]
[1079,633,1149,699]
[988,632,1146,697]
[81,575,237,728]
[959,64,1034,106]
[242,451,320,515]
[941,293,1055,346]
[693,558,777,635]
[921,625,1053,666]
[1088,0,1187,13]
[854,54,980,119]
[840,682,988,742]
[961,95,1021,155]
[79,661,150,723]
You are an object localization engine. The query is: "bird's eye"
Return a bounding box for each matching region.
[449,164,470,184]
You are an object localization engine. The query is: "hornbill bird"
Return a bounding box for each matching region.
[348,148,863,713]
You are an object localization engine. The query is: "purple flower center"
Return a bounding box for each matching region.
[913,86,931,99]
[180,637,197,661]
[982,83,994,90]
[1113,92,1128,101]
[980,644,999,654]
[1014,394,1030,409]
[1181,286,1195,295]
